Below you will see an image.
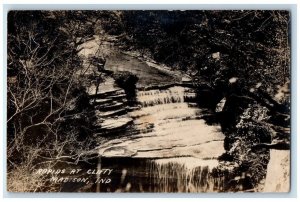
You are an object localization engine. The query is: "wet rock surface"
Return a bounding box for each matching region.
[73,36,232,192]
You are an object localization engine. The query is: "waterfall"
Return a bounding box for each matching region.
[75,37,231,193]
[94,85,226,192]
[147,157,226,192]
[136,86,194,107]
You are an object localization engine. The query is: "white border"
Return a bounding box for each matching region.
[1,1,299,201]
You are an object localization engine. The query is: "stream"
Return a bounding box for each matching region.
[59,36,230,192]
[96,86,226,192]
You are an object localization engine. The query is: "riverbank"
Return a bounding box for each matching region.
[76,34,290,192]
[73,35,229,192]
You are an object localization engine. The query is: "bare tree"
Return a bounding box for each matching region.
[7,11,98,191]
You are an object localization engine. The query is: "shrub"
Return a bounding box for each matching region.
[113,71,139,106]
[113,71,139,89]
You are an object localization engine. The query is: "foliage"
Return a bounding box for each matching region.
[7,11,98,191]
[117,11,290,191]
[7,10,291,192]
[113,71,139,106]
[120,11,290,96]
[220,103,272,191]
[114,71,139,89]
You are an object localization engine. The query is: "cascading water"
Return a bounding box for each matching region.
[74,37,230,193]
[148,158,227,192]
[94,86,227,192]
[136,86,187,107]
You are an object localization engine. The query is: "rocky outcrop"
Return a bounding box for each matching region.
[86,75,134,136]
[263,149,290,192]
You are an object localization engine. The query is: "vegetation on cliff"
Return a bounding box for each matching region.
[7,10,291,192]
[108,10,291,191]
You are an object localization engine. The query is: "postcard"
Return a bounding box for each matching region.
[6,10,291,192]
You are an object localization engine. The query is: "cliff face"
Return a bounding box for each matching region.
[263,149,290,192]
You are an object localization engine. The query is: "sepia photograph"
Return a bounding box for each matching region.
[6,10,291,193]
